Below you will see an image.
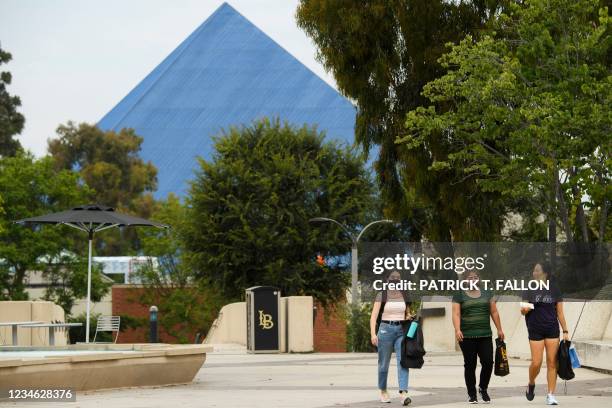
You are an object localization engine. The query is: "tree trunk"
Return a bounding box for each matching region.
[575,201,589,242]
[599,199,609,244]
[555,167,573,243]
[570,167,589,243]
[596,168,609,244]
[549,173,558,272]
[548,184,557,243]
[10,265,27,299]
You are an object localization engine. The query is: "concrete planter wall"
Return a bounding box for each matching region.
[0,344,211,391]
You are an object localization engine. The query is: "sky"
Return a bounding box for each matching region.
[0,0,338,157]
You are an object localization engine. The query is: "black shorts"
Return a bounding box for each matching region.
[528,325,560,341]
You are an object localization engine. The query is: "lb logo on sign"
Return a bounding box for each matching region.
[258,310,274,329]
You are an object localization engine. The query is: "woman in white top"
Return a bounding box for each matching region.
[370,270,414,405]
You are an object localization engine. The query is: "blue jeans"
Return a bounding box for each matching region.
[377,322,409,391]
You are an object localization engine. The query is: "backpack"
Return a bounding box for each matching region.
[557,340,575,381]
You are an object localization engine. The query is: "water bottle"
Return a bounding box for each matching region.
[406,320,418,338]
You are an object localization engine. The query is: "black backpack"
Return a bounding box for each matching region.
[557,340,575,381]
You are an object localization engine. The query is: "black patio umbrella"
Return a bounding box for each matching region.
[15,204,169,342]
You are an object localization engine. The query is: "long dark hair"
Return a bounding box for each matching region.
[535,260,561,299]
[538,261,553,280]
[384,269,400,282]
[379,270,411,304]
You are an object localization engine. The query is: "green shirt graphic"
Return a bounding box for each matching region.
[452,289,493,338]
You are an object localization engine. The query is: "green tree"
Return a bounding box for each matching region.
[48,122,159,254]
[400,0,610,244]
[184,119,374,308]
[48,122,157,208]
[136,194,224,343]
[42,253,112,315]
[346,301,374,352]
[0,152,91,299]
[296,0,507,241]
[0,194,5,235]
[0,45,24,157]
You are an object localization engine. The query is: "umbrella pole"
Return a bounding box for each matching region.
[86,231,93,343]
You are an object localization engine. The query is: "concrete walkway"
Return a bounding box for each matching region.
[6,346,612,407]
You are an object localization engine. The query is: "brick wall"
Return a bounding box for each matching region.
[113,285,347,349]
[313,302,347,352]
[112,285,196,344]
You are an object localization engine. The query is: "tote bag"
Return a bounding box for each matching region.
[557,340,575,380]
[494,337,510,376]
[569,345,581,369]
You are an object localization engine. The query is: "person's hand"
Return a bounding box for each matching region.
[371,335,378,346]
[455,330,463,342]
[520,307,531,315]
[497,330,505,341]
[562,332,569,341]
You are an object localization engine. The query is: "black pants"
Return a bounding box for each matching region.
[459,336,493,397]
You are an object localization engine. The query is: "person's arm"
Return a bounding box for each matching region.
[406,302,416,320]
[452,302,463,342]
[370,301,381,346]
[520,292,532,315]
[556,301,569,341]
[490,299,504,340]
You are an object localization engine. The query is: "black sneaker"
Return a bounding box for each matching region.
[526,383,535,401]
[478,387,490,404]
[399,392,412,406]
[468,394,478,404]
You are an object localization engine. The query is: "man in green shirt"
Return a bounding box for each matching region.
[452,271,505,404]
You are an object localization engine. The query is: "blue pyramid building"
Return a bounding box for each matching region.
[98,2,356,198]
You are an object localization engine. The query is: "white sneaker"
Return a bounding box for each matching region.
[380,390,391,403]
[546,393,559,405]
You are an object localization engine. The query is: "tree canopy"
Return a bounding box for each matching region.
[184,119,375,307]
[48,122,157,208]
[48,122,159,254]
[400,0,610,243]
[0,152,107,303]
[296,0,507,241]
[0,45,24,157]
[136,194,224,343]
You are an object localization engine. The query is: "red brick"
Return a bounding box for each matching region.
[112,285,197,344]
[313,301,347,352]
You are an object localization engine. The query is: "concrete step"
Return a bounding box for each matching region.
[573,340,612,372]
[205,342,247,354]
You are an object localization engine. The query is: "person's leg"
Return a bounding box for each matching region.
[477,337,494,390]
[393,327,409,392]
[459,338,478,398]
[529,340,545,384]
[544,338,560,394]
[377,324,394,392]
[393,327,411,405]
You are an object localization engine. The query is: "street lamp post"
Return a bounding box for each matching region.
[309,217,393,306]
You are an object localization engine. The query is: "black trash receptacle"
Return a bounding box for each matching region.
[246,286,280,353]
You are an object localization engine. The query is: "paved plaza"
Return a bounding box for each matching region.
[6,345,612,408]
